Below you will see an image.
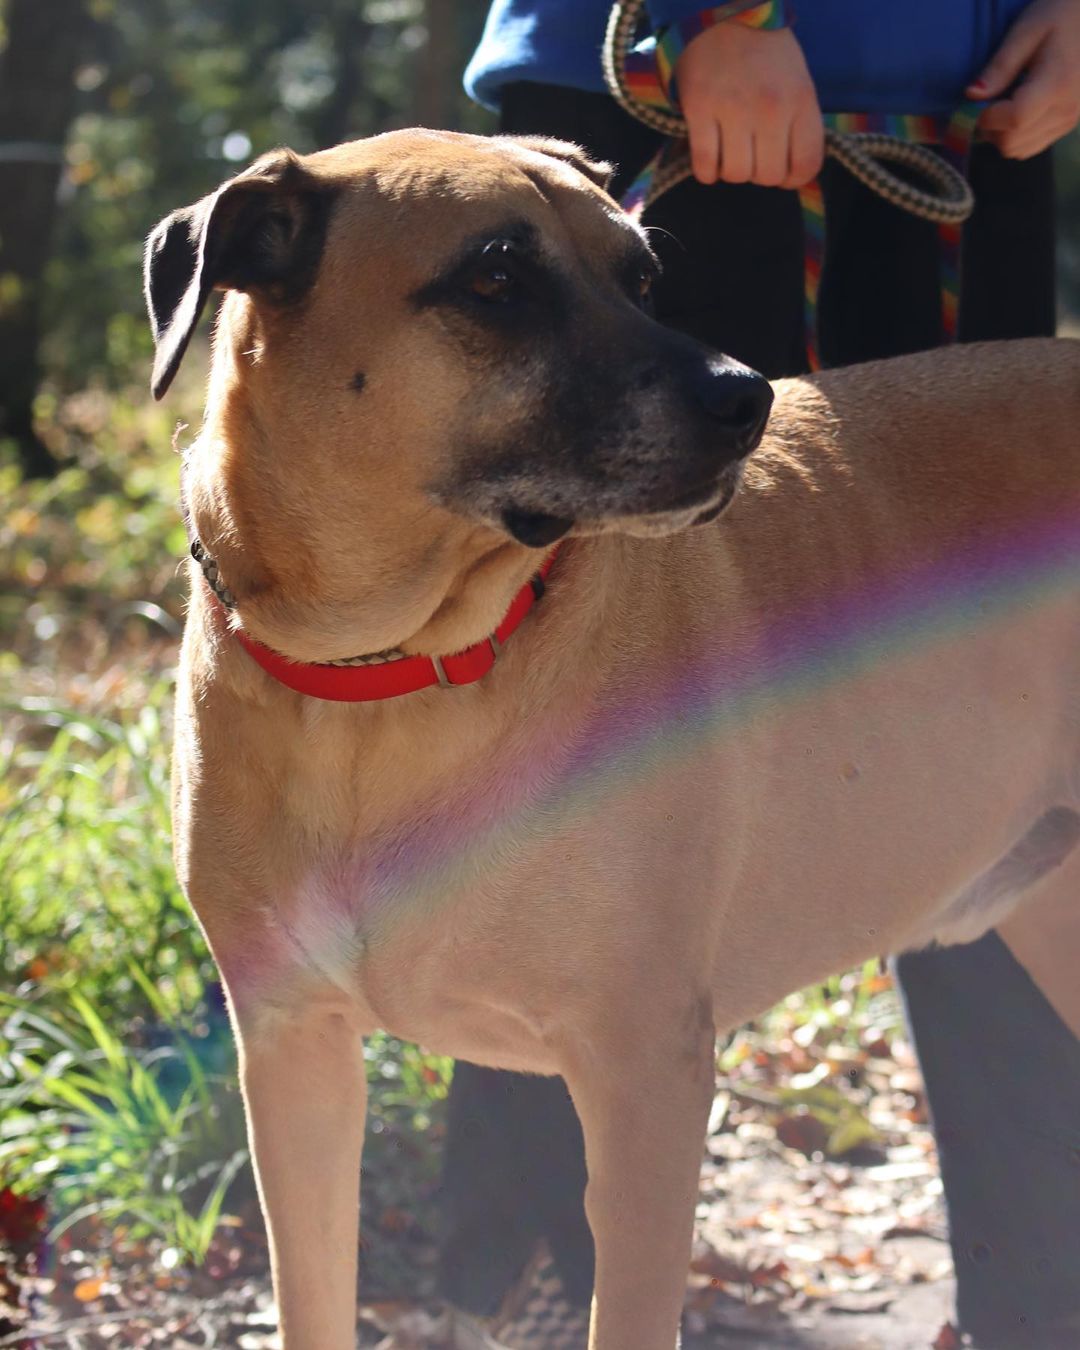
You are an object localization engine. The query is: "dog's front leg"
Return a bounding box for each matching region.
[561,994,716,1350]
[232,987,368,1350]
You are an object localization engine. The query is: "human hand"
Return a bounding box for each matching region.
[968,0,1080,157]
[674,22,824,187]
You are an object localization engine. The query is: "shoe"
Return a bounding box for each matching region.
[446,1242,589,1350]
[490,1241,590,1350]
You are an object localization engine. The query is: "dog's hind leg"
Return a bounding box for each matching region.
[231,983,368,1350]
[559,989,716,1350]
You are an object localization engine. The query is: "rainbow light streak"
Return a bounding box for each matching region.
[355,504,1080,923]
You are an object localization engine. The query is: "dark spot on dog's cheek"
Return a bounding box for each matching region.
[350,371,366,393]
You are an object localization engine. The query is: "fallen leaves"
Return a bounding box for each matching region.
[73,1276,107,1303]
[0,970,953,1348]
[683,976,949,1343]
[0,1190,47,1254]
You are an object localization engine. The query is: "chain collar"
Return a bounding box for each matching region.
[189,537,237,611]
[188,536,413,666]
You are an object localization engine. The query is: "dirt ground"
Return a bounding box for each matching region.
[2,1024,970,1350]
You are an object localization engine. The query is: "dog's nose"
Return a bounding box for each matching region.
[696,365,773,452]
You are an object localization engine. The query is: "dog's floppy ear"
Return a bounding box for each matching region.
[144,148,335,399]
[507,136,615,192]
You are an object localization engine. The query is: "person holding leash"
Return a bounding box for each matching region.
[440,2,1080,1346]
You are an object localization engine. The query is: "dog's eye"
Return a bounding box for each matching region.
[633,267,656,315]
[471,264,516,302]
[469,239,520,304]
[623,260,656,312]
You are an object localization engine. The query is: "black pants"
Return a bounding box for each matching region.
[440,84,1079,1344]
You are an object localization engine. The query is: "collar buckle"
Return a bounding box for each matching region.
[432,633,502,690]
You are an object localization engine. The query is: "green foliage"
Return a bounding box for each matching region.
[0,982,246,1262]
[0,693,204,1004]
[0,375,194,686]
[0,679,236,1263]
[367,1035,453,1139]
[0,637,450,1264]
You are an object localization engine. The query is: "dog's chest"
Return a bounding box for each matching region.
[275,713,745,1065]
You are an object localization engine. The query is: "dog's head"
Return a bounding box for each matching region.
[146,130,771,658]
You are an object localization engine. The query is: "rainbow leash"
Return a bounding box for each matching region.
[613,0,983,372]
[622,105,982,373]
[798,103,983,369]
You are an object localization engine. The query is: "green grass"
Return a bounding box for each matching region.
[1,682,241,1262]
[0,710,453,1267]
[0,979,247,1257]
[1,689,207,1011]
[0,685,452,1265]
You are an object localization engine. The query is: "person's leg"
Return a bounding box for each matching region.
[959,144,1056,343]
[815,143,1056,364]
[815,156,943,366]
[895,934,1080,1346]
[439,1063,592,1315]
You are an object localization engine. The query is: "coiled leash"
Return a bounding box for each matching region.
[603,0,982,368]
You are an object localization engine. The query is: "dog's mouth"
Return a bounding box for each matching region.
[690,470,741,525]
[663,470,731,514]
[606,466,743,538]
[498,463,744,546]
[500,508,576,549]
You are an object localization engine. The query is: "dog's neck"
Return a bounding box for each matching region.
[179,447,557,683]
[188,531,408,666]
[186,529,559,701]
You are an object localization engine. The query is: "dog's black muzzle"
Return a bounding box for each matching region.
[441,314,776,547]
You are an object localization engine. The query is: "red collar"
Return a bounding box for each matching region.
[223,548,559,703]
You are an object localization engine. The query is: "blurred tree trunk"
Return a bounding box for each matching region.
[414,0,459,130]
[313,4,372,149]
[0,0,89,478]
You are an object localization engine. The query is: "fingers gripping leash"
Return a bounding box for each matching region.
[603,0,981,367]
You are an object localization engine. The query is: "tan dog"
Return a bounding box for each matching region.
[144,129,1080,1350]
